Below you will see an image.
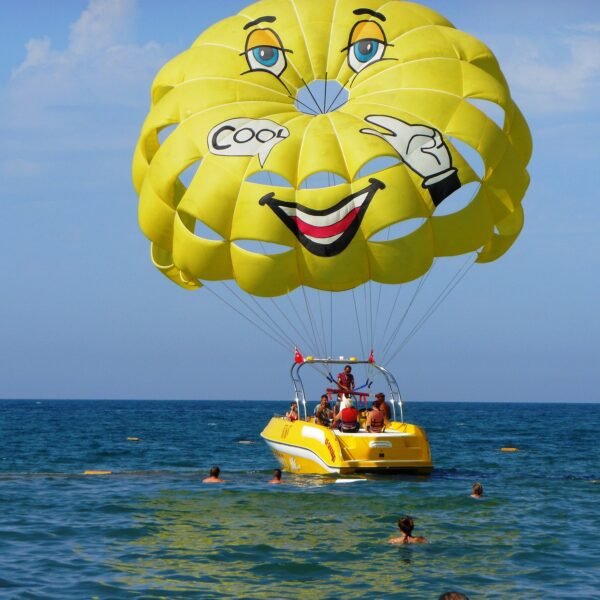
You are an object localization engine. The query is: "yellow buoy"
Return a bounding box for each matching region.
[501,447,519,452]
[83,470,112,475]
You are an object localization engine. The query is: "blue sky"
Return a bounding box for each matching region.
[1,0,599,402]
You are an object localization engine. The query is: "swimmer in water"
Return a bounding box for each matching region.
[389,516,427,544]
[269,468,283,484]
[202,466,225,483]
[470,482,484,498]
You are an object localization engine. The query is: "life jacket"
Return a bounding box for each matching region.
[369,407,384,433]
[340,407,359,432]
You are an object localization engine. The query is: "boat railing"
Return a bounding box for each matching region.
[290,358,404,423]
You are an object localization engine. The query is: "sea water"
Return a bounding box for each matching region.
[0,400,599,599]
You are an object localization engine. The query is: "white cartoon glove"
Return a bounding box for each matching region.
[361,115,457,187]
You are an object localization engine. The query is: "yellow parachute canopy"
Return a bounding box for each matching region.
[133,0,532,298]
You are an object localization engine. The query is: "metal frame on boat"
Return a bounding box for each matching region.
[261,358,433,475]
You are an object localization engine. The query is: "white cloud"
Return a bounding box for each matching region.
[4,0,167,130]
[69,0,134,56]
[493,27,600,115]
[0,0,170,191]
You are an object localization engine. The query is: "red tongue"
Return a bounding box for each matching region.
[291,207,360,239]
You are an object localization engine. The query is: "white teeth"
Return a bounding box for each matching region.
[279,191,368,227]
[305,232,344,245]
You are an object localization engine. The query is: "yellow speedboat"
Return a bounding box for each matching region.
[261,358,432,475]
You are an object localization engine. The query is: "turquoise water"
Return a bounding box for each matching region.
[1,400,599,599]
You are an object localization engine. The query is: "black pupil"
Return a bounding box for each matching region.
[359,40,374,55]
[260,47,275,61]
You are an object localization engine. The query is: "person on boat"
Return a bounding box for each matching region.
[286,402,299,421]
[367,396,386,433]
[389,516,428,544]
[470,482,484,498]
[337,364,355,395]
[374,392,391,421]
[269,468,283,484]
[334,397,360,432]
[332,394,343,422]
[314,394,333,426]
[203,466,225,483]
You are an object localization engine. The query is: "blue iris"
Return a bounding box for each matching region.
[252,46,280,67]
[353,39,380,63]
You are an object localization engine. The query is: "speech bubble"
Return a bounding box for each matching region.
[208,118,289,167]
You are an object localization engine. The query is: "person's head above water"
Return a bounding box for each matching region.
[209,466,220,478]
[398,516,414,535]
[471,482,484,497]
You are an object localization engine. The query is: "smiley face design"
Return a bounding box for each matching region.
[133,0,531,296]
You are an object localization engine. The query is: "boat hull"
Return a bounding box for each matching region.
[260,417,433,475]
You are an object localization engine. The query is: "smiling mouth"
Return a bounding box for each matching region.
[259,178,385,257]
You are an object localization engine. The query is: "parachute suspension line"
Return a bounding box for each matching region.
[316,291,329,359]
[285,291,327,368]
[267,296,314,353]
[388,255,476,363]
[242,289,305,350]
[351,289,367,359]
[381,265,433,364]
[285,291,318,350]
[306,288,328,360]
[329,292,334,359]
[202,284,290,352]
[362,284,369,354]
[373,281,385,350]
[301,286,326,359]
[368,281,375,354]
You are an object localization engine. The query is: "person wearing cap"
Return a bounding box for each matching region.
[374,392,391,421]
[367,394,387,433]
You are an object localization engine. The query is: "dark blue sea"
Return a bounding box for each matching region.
[1,400,599,599]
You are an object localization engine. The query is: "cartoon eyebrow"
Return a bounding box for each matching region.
[244,16,277,30]
[353,8,386,22]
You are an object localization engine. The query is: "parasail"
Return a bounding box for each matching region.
[132,0,531,362]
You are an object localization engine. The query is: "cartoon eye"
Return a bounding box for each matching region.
[346,21,387,74]
[245,29,287,78]
[350,39,385,69]
[247,45,286,75]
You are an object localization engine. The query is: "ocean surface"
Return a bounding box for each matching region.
[0,400,599,599]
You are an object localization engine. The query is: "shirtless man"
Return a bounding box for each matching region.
[389,516,427,544]
[269,468,283,484]
[202,466,225,483]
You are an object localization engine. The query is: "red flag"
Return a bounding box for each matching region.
[294,347,304,364]
[368,349,375,363]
